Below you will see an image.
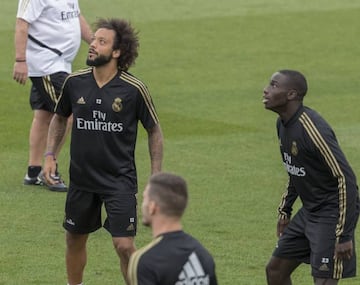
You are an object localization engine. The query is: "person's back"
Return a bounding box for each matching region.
[128,172,218,285]
[130,231,217,285]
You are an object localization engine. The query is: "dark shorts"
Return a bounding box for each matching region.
[63,187,137,237]
[273,208,357,279]
[30,72,69,112]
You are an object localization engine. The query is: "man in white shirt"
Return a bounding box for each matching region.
[13,0,92,192]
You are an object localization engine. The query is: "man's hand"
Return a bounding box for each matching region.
[334,240,353,260]
[43,155,59,185]
[13,61,28,85]
[277,218,290,237]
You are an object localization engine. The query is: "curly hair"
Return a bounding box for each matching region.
[94,18,139,71]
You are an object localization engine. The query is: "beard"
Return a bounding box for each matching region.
[86,54,113,67]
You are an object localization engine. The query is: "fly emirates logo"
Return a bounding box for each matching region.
[76,110,123,132]
[283,152,306,177]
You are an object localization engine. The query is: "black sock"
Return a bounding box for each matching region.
[28,166,42,178]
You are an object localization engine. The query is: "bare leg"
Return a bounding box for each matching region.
[28,110,53,167]
[28,111,72,166]
[266,256,301,285]
[112,236,136,285]
[66,231,89,285]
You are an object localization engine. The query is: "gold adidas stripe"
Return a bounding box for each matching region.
[120,72,159,123]
[42,75,57,103]
[128,236,163,285]
[333,257,343,279]
[278,182,290,218]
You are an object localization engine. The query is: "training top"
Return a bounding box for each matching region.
[277,105,359,243]
[16,0,81,76]
[56,68,160,194]
[128,231,218,285]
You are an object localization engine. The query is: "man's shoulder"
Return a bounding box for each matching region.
[64,68,92,84]
[69,67,92,78]
[301,106,331,129]
[119,71,148,92]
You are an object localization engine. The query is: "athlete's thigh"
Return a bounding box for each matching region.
[63,187,103,234]
[273,208,311,263]
[102,192,137,237]
[307,217,356,280]
[307,217,337,279]
[30,72,68,111]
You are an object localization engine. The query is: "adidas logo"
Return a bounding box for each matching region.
[175,252,210,285]
[77,97,86,104]
[126,223,135,231]
[319,263,329,271]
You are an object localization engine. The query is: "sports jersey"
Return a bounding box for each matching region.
[56,68,159,194]
[128,231,218,285]
[16,0,81,76]
[277,105,359,243]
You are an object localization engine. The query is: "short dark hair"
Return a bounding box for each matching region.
[94,18,139,71]
[148,172,188,217]
[278,69,308,97]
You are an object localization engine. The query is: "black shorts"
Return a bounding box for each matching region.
[273,207,357,279]
[30,72,69,112]
[63,187,137,237]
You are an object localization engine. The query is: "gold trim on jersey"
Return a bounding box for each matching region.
[57,68,92,106]
[128,236,163,285]
[278,182,290,219]
[120,72,159,124]
[299,112,346,279]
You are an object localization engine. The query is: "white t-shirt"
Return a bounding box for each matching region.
[17,0,82,76]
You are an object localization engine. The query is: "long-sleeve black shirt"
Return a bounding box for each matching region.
[277,105,359,243]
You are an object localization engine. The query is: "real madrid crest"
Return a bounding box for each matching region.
[112,97,123,112]
[291,141,298,156]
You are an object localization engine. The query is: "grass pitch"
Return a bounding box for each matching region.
[1,0,360,284]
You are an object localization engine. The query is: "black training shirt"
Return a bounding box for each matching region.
[277,105,359,243]
[56,68,159,193]
[128,231,218,285]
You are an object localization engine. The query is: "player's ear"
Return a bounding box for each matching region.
[112,49,121,59]
[148,200,157,215]
[287,89,298,100]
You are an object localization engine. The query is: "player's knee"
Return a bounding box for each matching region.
[66,232,88,251]
[113,238,135,258]
[265,261,281,283]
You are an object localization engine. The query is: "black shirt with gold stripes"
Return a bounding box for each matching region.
[55,68,159,194]
[276,105,359,243]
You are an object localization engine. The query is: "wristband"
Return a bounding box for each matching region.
[15,58,26,62]
[44,152,56,158]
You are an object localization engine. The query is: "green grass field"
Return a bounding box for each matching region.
[1,0,360,284]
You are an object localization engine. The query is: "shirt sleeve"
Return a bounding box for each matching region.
[17,0,46,22]
[128,251,158,285]
[278,178,298,219]
[55,77,72,117]
[135,84,160,130]
[305,115,359,242]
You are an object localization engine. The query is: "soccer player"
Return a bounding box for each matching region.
[13,0,92,191]
[43,18,163,285]
[128,172,218,285]
[263,69,360,285]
